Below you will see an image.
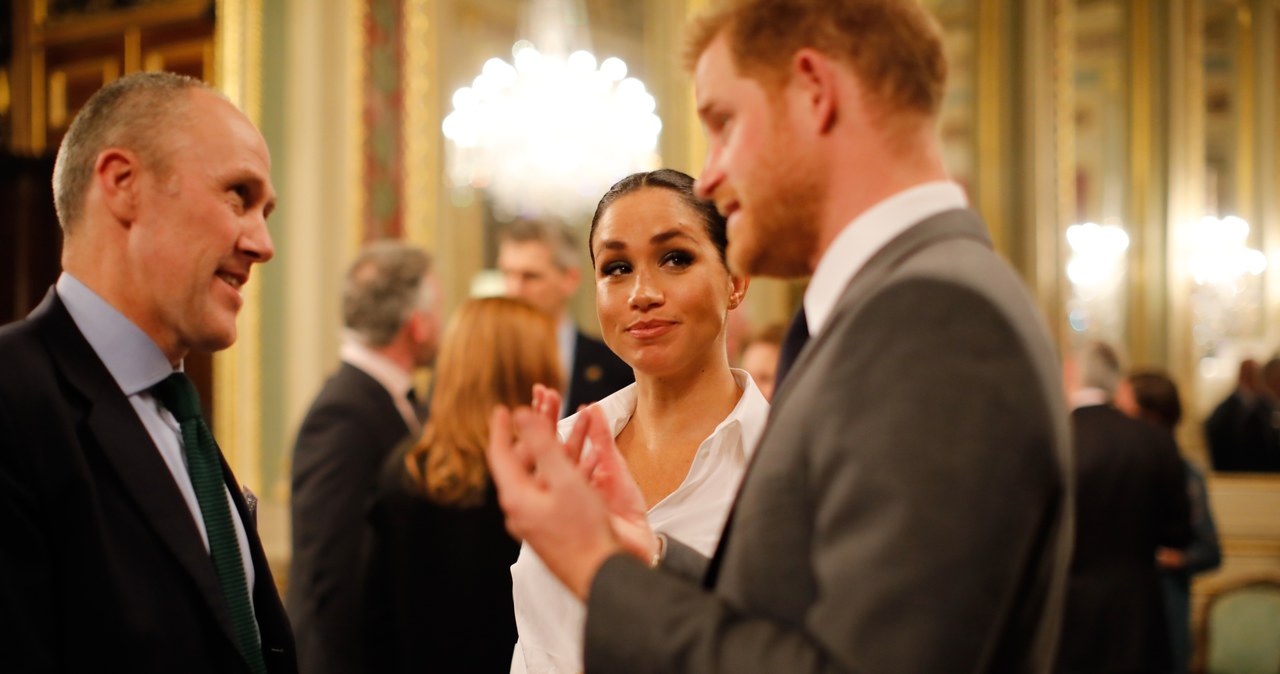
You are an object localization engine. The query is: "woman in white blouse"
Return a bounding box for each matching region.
[509,168,770,674]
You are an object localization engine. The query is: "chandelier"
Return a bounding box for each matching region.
[1064,221,1130,340]
[1185,215,1268,365]
[441,1,662,222]
[1186,215,1267,288]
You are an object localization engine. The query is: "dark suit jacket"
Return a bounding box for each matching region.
[582,209,1073,673]
[287,362,412,674]
[360,449,521,674]
[564,331,632,415]
[1056,404,1192,674]
[1204,392,1280,472]
[0,290,296,673]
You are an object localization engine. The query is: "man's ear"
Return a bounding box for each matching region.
[562,264,582,294]
[789,48,839,134]
[94,148,142,224]
[408,309,434,342]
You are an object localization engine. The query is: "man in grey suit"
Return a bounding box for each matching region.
[288,242,439,674]
[487,1,1073,672]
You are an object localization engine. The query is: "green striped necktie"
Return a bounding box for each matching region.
[152,372,267,674]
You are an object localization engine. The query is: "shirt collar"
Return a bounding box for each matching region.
[56,272,177,395]
[1069,387,1111,411]
[563,368,769,461]
[339,334,414,399]
[804,181,967,337]
[717,369,768,460]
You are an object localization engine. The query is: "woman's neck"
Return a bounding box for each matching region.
[617,351,742,508]
[627,353,741,450]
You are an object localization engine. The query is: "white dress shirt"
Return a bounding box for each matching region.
[1068,387,1110,411]
[804,181,968,337]
[338,335,420,434]
[56,273,257,605]
[509,369,770,674]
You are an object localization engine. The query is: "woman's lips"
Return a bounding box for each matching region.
[626,320,677,339]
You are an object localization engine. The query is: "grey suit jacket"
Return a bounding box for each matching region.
[583,210,1073,673]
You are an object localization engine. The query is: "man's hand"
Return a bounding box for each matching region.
[488,405,622,599]
[1156,547,1187,570]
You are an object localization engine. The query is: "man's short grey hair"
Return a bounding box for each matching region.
[52,71,214,233]
[498,218,579,271]
[1077,340,1124,395]
[343,241,434,347]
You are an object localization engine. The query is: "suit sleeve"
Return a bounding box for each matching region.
[658,535,711,583]
[1153,435,1192,550]
[583,279,1066,674]
[1181,464,1222,574]
[0,395,57,672]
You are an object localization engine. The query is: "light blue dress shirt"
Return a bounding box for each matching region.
[55,273,257,608]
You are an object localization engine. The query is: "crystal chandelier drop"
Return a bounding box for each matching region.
[442,0,662,221]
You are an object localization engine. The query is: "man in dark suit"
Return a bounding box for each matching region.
[1204,358,1280,472]
[0,72,295,672]
[1057,342,1191,673]
[485,2,1074,672]
[287,242,439,674]
[498,218,632,414]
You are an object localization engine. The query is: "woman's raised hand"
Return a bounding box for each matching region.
[531,383,563,428]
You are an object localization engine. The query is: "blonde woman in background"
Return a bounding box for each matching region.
[361,297,562,674]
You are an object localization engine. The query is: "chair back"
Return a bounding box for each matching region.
[1205,579,1280,674]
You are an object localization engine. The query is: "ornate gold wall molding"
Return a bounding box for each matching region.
[349,0,367,261]
[1267,1,1280,349]
[681,0,710,177]
[1235,1,1256,223]
[975,0,1007,256]
[1128,0,1157,364]
[403,0,439,250]
[1018,0,1068,342]
[214,0,265,493]
[1167,0,1206,435]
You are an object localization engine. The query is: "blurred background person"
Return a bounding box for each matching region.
[1204,358,1280,472]
[739,322,785,401]
[510,169,768,674]
[288,241,439,674]
[1057,341,1192,674]
[1116,370,1222,674]
[360,297,561,674]
[498,217,632,414]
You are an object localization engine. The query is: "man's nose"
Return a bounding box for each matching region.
[241,216,274,263]
[694,148,723,201]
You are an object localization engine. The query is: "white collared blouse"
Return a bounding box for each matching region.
[509,369,769,674]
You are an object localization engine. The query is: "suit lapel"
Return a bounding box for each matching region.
[769,209,992,411]
[32,292,245,652]
[705,209,991,588]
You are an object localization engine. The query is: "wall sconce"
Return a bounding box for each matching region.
[1065,221,1130,341]
[1186,215,1267,287]
[1184,215,1268,384]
